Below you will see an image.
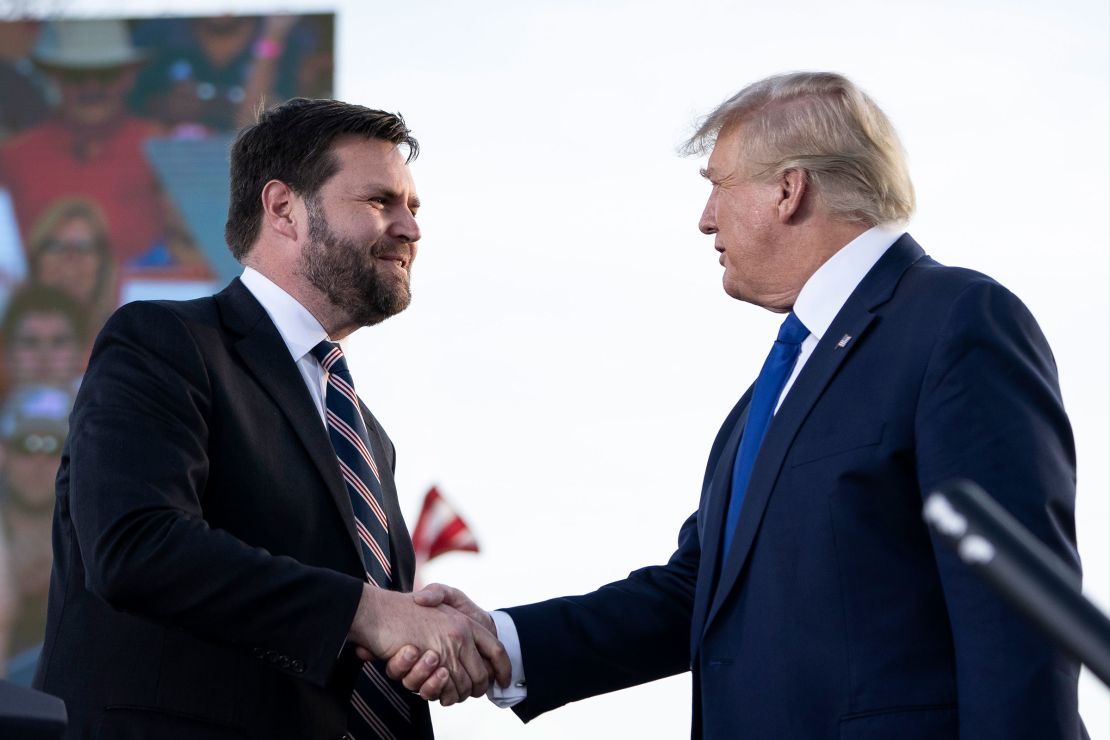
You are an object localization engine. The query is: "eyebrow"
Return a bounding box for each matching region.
[699,167,716,182]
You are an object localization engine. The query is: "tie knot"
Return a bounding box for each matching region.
[310,340,349,375]
[776,312,809,346]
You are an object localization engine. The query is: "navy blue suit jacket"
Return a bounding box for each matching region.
[506,235,1085,740]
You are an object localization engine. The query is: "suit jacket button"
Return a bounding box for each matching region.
[265,650,280,663]
[291,659,305,673]
[253,647,266,659]
[278,655,291,669]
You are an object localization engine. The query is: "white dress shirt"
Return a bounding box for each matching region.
[776,225,904,411]
[239,267,331,423]
[488,226,905,708]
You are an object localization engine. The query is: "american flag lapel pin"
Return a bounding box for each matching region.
[836,334,852,349]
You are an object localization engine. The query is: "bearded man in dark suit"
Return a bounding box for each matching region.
[35,97,508,740]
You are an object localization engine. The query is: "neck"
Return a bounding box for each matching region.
[243,253,357,339]
[795,219,869,285]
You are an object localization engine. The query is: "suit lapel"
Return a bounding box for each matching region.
[360,401,416,591]
[702,235,927,635]
[215,280,365,569]
[689,389,751,655]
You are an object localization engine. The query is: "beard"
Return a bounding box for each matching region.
[300,197,413,327]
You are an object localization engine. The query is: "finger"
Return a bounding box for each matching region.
[421,583,467,610]
[419,666,451,702]
[355,645,373,662]
[447,660,473,703]
[456,637,492,698]
[437,669,461,707]
[384,645,420,679]
[433,583,461,605]
[440,647,474,703]
[472,624,512,688]
[401,650,442,692]
[412,583,449,607]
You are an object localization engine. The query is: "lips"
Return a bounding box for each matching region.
[372,245,413,269]
[379,255,409,269]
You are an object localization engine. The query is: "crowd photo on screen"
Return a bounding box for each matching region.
[0,13,335,684]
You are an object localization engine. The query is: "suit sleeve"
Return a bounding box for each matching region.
[505,511,699,721]
[67,301,363,687]
[914,281,1083,738]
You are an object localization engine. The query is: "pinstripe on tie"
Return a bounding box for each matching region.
[311,340,413,740]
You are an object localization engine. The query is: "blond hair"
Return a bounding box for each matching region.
[685,72,915,226]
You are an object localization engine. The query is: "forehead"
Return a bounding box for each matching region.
[706,124,747,176]
[55,215,96,234]
[324,135,415,192]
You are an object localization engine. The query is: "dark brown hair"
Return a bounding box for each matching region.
[224,98,419,260]
[1,284,87,349]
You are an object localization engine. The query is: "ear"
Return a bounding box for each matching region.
[260,179,301,242]
[776,168,808,223]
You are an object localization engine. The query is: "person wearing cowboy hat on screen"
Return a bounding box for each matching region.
[0,19,166,266]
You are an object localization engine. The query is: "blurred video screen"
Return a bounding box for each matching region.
[0,13,334,683]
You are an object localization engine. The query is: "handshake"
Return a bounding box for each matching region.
[347,582,510,706]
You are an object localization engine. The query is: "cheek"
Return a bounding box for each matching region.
[76,256,101,279]
[717,196,754,235]
[37,255,63,279]
[48,344,78,364]
[8,347,38,369]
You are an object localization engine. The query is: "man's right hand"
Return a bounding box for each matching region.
[347,584,509,706]
[383,583,500,702]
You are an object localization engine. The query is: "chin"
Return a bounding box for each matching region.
[721,277,748,303]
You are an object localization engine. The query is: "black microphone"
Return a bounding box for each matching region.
[923,479,1110,687]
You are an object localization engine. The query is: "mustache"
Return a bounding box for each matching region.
[370,241,415,268]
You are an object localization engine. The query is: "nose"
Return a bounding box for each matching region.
[390,209,421,244]
[699,189,718,235]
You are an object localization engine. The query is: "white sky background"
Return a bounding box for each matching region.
[53,0,1110,737]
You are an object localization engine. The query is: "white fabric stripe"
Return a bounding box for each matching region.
[330,372,362,410]
[351,692,398,740]
[323,346,342,369]
[363,663,412,720]
[339,459,390,529]
[332,405,382,479]
[355,519,392,578]
[354,519,392,576]
[326,409,381,481]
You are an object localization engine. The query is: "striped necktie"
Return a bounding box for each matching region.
[311,341,413,740]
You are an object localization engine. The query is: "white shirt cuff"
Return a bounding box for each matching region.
[486,609,527,708]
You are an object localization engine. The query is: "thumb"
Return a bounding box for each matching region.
[412,583,449,607]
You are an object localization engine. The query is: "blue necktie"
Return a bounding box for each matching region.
[311,341,413,740]
[721,313,809,556]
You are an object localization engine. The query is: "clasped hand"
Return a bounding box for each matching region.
[348,583,507,706]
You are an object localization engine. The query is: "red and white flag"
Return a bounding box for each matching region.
[411,486,479,566]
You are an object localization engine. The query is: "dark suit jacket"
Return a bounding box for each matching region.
[506,235,1086,740]
[33,279,433,740]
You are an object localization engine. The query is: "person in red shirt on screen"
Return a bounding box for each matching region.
[0,19,165,266]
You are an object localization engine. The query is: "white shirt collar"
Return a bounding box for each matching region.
[239,267,328,362]
[793,226,904,341]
